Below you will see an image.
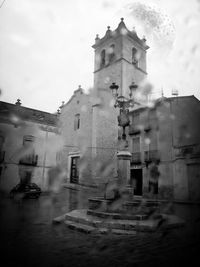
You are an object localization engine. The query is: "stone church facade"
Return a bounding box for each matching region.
[59,18,149,188]
[59,18,200,201]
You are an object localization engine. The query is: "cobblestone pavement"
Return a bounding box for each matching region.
[0,188,200,267]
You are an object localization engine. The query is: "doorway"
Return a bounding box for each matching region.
[130,169,143,196]
[187,163,200,201]
[70,157,80,184]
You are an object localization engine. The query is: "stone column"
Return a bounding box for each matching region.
[117,150,134,199]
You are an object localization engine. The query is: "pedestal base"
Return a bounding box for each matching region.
[117,150,133,199]
[120,185,134,200]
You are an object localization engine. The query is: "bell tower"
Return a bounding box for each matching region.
[91,18,149,183]
[92,18,149,97]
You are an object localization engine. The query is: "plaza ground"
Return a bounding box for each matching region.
[0,187,200,267]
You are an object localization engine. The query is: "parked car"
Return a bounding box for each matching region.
[10,182,42,199]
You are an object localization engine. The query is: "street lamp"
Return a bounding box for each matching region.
[109,82,138,199]
[109,82,138,143]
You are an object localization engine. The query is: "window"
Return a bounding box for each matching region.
[149,164,159,194]
[23,135,35,146]
[149,131,157,151]
[74,114,80,130]
[19,135,38,166]
[132,136,140,152]
[148,110,158,151]
[100,49,106,67]
[108,44,115,63]
[132,47,138,66]
[133,112,140,125]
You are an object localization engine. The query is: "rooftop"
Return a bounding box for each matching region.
[0,100,58,126]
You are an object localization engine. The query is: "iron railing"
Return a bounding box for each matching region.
[174,145,200,158]
[19,154,38,166]
[144,150,159,162]
[129,125,141,135]
[131,152,141,163]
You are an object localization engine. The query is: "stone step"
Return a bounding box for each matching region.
[124,201,161,207]
[54,209,185,234]
[63,210,160,232]
[64,216,159,232]
[88,197,162,213]
[64,221,137,235]
[87,209,148,220]
[64,210,102,227]
[52,214,67,224]
[111,229,137,235]
[64,220,96,233]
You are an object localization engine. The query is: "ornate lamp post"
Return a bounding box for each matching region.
[109,82,138,199]
[110,82,138,144]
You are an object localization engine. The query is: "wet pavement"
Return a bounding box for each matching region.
[0,187,200,267]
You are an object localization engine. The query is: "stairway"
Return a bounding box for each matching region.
[53,208,185,235]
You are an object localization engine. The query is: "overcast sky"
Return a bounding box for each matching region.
[0,0,200,113]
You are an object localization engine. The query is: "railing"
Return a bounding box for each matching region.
[174,144,200,158]
[144,150,160,162]
[129,124,152,135]
[129,125,141,135]
[0,151,5,163]
[19,154,38,166]
[131,152,141,163]
[144,125,151,132]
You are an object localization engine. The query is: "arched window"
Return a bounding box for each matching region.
[108,44,115,63]
[74,114,80,130]
[100,49,106,68]
[132,47,138,66]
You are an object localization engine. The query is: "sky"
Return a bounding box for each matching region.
[0,0,200,113]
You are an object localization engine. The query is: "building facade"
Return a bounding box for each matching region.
[59,18,200,201]
[0,99,60,192]
[128,96,200,201]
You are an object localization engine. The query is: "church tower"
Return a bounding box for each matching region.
[92,18,149,97]
[91,18,149,183]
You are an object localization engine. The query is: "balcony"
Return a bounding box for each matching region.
[129,125,141,135]
[144,150,160,163]
[19,154,38,166]
[0,151,5,163]
[144,125,151,132]
[174,145,200,158]
[131,152,141,164]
